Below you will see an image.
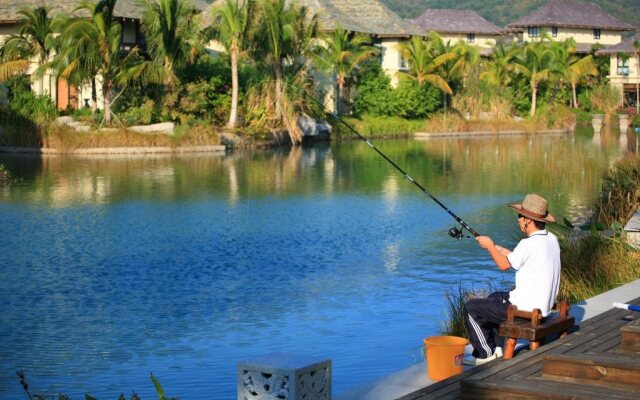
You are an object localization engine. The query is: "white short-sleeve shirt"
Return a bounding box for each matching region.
[506,229,561,316]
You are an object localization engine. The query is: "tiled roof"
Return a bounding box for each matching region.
[409,9,502,35]
[0,0,208,23]
[207,0,422,37]
[596,33,640,55]
[506,0,636,31]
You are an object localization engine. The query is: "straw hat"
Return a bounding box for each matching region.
[508,194,556,223]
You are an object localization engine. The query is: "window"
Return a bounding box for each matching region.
[593,28,601,39]
[400,54,409,70]
[617,56,630,76]
[551,26,558,37]
[528,26,540,38]
[467,33,475,43]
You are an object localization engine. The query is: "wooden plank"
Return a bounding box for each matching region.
[543,353,640,389]
[459,378,640,400]
[621,318,640,352]
[396,298,640,400]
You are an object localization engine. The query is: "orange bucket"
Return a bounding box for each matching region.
[423,336,468,381]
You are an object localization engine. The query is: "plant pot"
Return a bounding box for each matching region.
[618,114,630,132]
[592,114,604,133]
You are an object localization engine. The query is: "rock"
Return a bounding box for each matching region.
[128,122,175,135]
[297,115,331,141]
[56,116,74,125]
[74,125,91,132]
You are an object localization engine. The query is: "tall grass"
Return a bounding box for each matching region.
[592,155,640,229]
[331,115,425,138]
[1,123,221,151]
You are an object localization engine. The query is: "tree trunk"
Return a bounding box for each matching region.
[336,81,343,116]
[103,82,112,125]
[91,78,97,113]
[274,63,283,120]
[227,46,239,129]
[530,81,537,117]
[572,82,578,109]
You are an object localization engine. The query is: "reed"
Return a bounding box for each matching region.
[592,155,640,228]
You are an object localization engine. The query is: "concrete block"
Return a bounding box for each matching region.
[238,352,331,400]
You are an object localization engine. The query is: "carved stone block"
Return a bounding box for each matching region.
[237,352,331,400]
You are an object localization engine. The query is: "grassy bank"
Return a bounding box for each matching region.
[442,154,640,338]
[423,106,576,134]
[330,115,426,138]
[0,123,221,151]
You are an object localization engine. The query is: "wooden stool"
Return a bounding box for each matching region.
[499,301,575,360]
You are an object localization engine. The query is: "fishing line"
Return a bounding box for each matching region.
[300,91,480,239]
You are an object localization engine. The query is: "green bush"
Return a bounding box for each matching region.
[352,63,441,119]
[8,89,57,124]
[632,114,640,127]
[121,98,156,125]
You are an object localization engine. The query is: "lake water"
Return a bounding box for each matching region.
[0,129,633,399]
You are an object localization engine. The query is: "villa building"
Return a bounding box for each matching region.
[596,33,640,109]
[505,0,635,53]
[408,9,503,55]
[300,0,422,86]
[0,0,153,110]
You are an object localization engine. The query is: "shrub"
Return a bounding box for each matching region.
[352,64,441,119]
[8,89,57,125]
[121,98,156,126]
[589,84,621,123]
[592,155,640,228]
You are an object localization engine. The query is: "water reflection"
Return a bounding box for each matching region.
[0,132,630,399]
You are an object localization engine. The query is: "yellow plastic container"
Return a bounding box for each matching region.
[423,336,468,381]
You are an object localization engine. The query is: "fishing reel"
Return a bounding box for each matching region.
[448,226,473,240]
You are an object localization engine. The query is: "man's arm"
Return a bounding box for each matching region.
[476,236,512,271]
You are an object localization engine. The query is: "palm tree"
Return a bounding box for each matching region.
[513,36,555,116]
[0,6,59,91]
[248,0,320,143]
[316,25,377,114]
[208,0,256,129]
[449,40,480,89]
[398,35,454,94]
[551,39,597,108]
[56,0,158,124]
[139,0,201,89]
[481,41,518,88]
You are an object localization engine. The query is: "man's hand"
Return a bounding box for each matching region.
[476,235,494,249]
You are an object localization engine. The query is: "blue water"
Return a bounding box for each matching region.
[0,133,627,399]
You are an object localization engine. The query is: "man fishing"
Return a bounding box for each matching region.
[463,194,561,366]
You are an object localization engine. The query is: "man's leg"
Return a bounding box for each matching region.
[463,291,510,359]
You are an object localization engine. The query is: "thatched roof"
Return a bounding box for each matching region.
[507,0,636,31]
[409,9,502,36]
[0,0,208,23]
[596,33,640,55]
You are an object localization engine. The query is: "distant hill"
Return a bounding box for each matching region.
[381,0,639,29]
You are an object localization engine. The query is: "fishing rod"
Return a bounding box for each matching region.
[302,91,480,239]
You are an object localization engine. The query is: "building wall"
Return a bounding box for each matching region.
[439,33,497,48]
[379,38,405,87]
[521,27,622,45]
[607,55,640,105]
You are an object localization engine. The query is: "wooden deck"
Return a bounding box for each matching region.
[397,297,640,399]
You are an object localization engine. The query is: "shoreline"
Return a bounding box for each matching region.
[414,128,573,138]
[0,145,226,155]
